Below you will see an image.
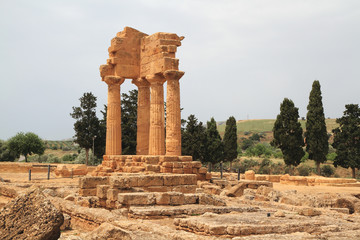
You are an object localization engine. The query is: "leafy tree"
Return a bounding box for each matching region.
[249,133,261,142]
[94,104,107,159]
[70,92,100,165]
[223,116,238,168]
[272,98,305,169]
[121,90,138,155]
[305,80,329,175]
[0,140,18,162]
[332,104,360,178]
[7,132,45,162]
[205,117,224,168]
[181,114,207,163]
[240,138,254,150]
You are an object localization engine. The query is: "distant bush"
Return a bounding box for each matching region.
[238,159,259,173]
[273,149,283,159]
[240,139,254,150]
[271,162,285,175]
[258,158,271,174]
[61,154,77,162]
[326,152,337,161]
[296,164,313,176]
[244,131,251,136]
[249,133,260,142]
[50,145,58,150]
[321,165,335,177]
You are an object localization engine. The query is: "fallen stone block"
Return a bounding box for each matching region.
[0,188,64,240]
[298,207,321,216]
[226,183,246,197]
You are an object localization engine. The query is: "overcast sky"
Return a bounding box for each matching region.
[1,0,359,140]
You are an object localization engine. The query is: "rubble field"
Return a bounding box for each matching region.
[1,166,360,240]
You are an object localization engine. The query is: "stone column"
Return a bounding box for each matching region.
[164,70,185,156]
[104,76,125,155]
[132,78,150,155]
[146,74,166,155]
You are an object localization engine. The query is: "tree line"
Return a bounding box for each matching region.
[1,80,359,178]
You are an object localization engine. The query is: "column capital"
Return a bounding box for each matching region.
[100,64,114,80]
[164,70,185,81]
[132,78,150,88]
[146,73,166,85]
[104,76,125,86]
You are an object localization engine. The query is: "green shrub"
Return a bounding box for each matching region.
[326,152,337,161]
[296,164,313,176]
[301,152,309,162]
[271,162,285,175]
[61,154,76,162]
[273,149,283,159]
[321,165,335,177]
[238,159,259,173]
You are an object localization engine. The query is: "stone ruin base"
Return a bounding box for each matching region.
[78,173,220,211]
[93,155,210,181]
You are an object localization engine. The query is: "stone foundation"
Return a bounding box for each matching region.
[93,155,210,181]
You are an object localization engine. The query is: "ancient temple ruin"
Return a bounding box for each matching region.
[95,27,209,180]
[100,26,184,156]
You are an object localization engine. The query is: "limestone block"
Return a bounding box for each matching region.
[137,175,164,187]
[206,173,212,180]
[54,165,71,177]
[183,168,193,174]
[109,176,131,189]
[171,185,197,194]
[155,192,170,205]
[172,168,184,174]
[0,188,64,240]
[255,175,267,181]
[159,156,178,162]
[145,164,160,172]
[244,170,255,180]
[143,186,169,192]
[274,211,285,217]
[182,162,192,169]
[107,189,120,201]
[330,208,350,214]
[178,156,192,162]
[198,167,207,174]
[97,185,110,199]
[173,162,183,168]
[72,165,88,176]
[79,176,109,189]
[169,192,185,205]
[162,162,173,168]
[226,183,246,197]
[267,175,281,182]
[143,156,159,164]
[298,207,321,216]
[160,166,173,173]
[198,193,226,206]
[184,194,198,204]
[118,192,156,206]
[85,223,131,240]
[191,161,202,168]
[79,188,97,197]
[106,200,117,209]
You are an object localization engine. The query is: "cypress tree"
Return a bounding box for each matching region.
[305,80,329,175]
[271,98,305,169]
[206,117,224,168]
[223,116,238,169]
[181,114,207,163]
[332,104,360,178]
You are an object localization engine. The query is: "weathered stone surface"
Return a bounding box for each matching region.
[0,188,64,240]
[226,183,246,197]
[85,222,132,240]
[118,192,156,206]
[298,207,322,216]
[79,176,109,189]
[245,170,255,180]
